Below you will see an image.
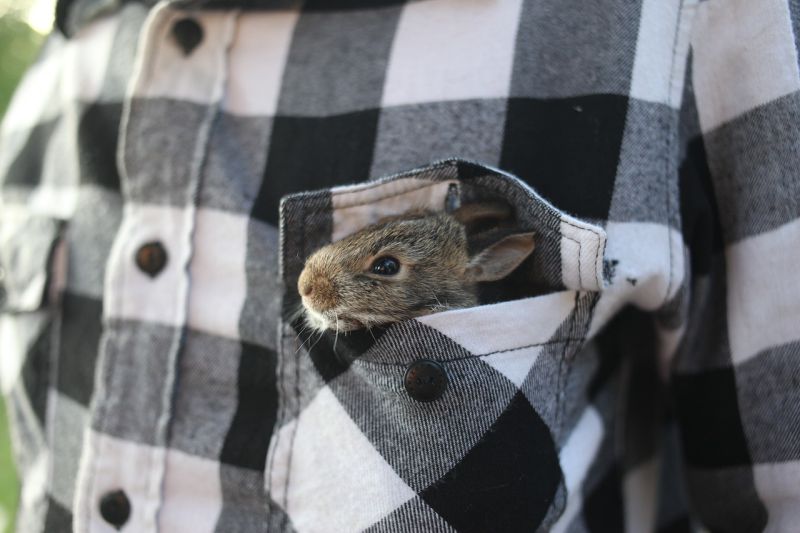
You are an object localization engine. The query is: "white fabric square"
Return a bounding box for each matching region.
[754,461,800,533]
[268,387,416,533]
[589,222,685,339]
[381,0,523,106]
[480,345,544,388]
[550,407,604,533]
[19,451,48,527]
[159,449,224,533]
[726,218,800,365]
[225,10,300,116]
[60,15,119,105]
[0,51,61,136]
[629,0,694,108]
[48,391,89,511]
[691,0,800,132]
[417,291,575,355]
[187,208,248,340]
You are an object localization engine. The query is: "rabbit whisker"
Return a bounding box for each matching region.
[333,312,340,353]
[293,318,315,351]
[306,329,326,353]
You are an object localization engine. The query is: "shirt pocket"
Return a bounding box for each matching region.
[266,159,606,533]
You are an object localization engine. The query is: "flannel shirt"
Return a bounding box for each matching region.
[1,0,799,531]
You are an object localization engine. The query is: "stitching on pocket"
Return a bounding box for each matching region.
[472,175,604,290]
[661,0,687,307]
[280,200,313,527]
[356,337,583,367]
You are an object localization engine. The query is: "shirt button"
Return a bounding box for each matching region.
[171,17,203,56]
[135,241,168,277]
[99,489,131,528]
[404,360,448,402]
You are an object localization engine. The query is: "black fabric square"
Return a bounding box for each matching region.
[57,291,102,406]
[500,95,628,220]
[420,392,561,533]
[658,516,692,533]
[254,111,380,226]
[78,102,122,191]
[679,135,723,277]
[21,319,53,426]
[4,117,59,188]
[293,317,387,383]
[582,463,624,533]
[673,367,752,468]
[43,496,72,533]
[220,342,278,471]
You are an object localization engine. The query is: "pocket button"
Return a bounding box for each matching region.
[404,360,448,402]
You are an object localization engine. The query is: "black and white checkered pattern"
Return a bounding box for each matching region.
[1,0,799,531]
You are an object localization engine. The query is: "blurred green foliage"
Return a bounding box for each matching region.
[0,396,16,533]
[0,13,45,117]
[1,6,47,531]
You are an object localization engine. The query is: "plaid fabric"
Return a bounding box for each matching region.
[1,0,799,531]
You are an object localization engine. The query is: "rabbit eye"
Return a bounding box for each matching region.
[371,256,400,276]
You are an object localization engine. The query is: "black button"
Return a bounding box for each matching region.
[99,490,131,528]
[404,360,448,402]
[135,241,168,277]
[172,17,203,56]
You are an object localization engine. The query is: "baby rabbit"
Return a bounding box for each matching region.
[297,204,535,333]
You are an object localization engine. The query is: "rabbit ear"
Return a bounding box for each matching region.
[452,202,512,231]
[464,232,536,282]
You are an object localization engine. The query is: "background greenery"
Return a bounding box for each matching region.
[1,1,53,530]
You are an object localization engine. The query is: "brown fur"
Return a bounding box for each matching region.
[297,207,534,332]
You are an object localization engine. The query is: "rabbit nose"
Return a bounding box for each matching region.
[298,270,314,297]
[299,276,313,297]
[298,269,337,311]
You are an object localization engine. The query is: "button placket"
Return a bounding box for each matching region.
[74,5,242,531]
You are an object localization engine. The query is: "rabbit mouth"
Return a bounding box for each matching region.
[303,308,365,333]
